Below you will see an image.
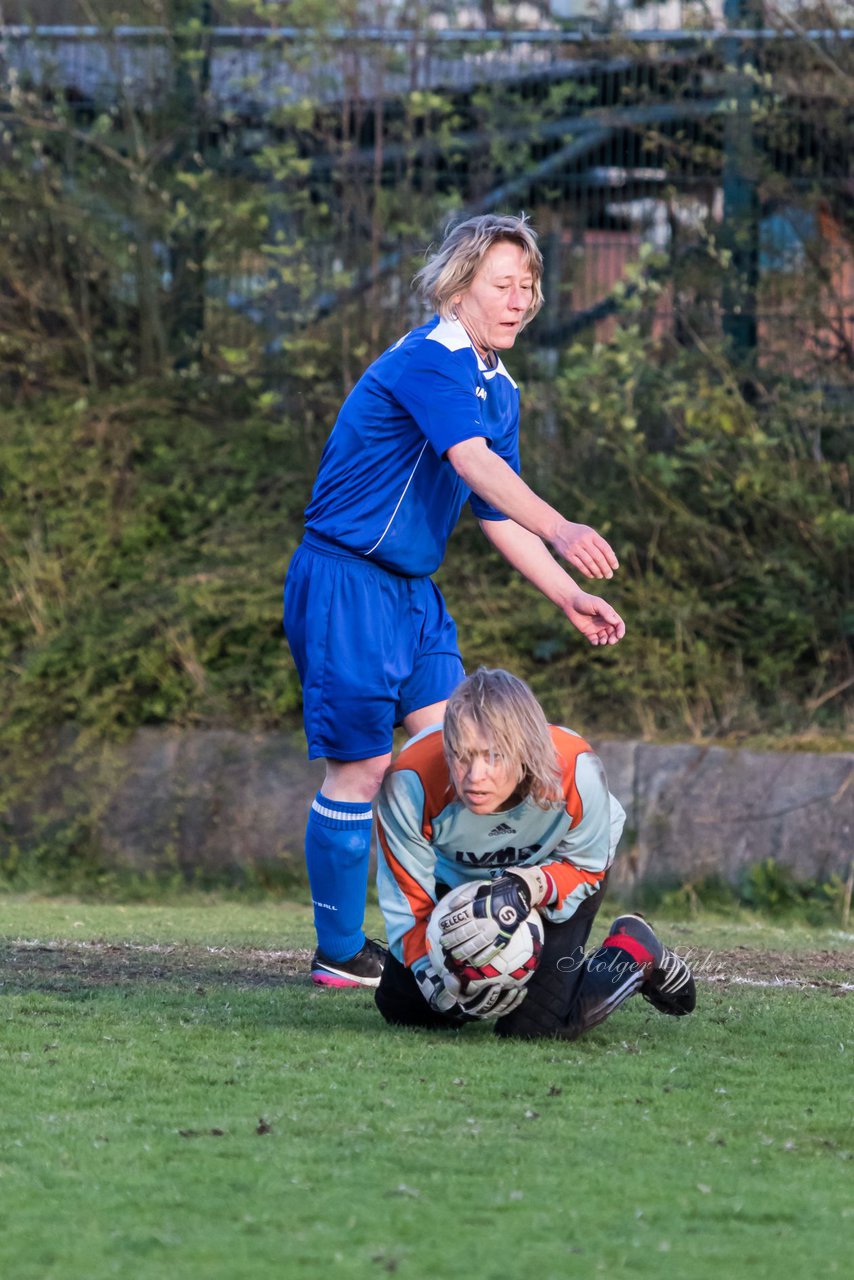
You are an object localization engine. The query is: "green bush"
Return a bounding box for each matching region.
[443,322,852,739]
[0,391,306,747]
[1,329,851,889]
[2,323,851,754]
[639,859,849,925]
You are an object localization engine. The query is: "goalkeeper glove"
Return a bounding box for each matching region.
[499,866,554,911]
[414,962,527,1020]
[438,867,554,965]
[415,963,463,1016]
[443,971,528,1020]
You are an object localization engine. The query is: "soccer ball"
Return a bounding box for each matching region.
[426,880,544,998]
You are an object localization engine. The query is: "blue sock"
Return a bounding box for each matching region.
[305,792,373,962]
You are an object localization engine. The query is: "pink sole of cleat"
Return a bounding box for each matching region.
[311,971,361,988]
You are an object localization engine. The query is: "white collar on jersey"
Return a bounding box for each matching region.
[426,315,518,388]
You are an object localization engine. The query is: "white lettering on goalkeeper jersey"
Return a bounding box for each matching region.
[454,844,542,867]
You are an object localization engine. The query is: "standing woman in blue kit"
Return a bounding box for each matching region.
[283,213,625,987]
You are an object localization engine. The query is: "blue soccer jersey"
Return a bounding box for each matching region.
[303,315,521,576]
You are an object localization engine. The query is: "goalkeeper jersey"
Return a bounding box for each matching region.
[377,725,626,970]
[303,315,520,577]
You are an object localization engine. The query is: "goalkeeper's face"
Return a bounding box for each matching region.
[448,727,522,815]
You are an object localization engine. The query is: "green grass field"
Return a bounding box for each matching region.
[1,897,852,1280]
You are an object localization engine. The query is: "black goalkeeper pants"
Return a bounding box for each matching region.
[375,881,646,1040]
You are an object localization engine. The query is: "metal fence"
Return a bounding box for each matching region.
[1,22,851,379]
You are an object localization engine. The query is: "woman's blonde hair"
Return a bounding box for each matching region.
[443,667,563,809]
[413,214,544,329]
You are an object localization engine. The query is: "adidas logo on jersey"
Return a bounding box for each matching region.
[475,386,487,400]
[488,822,517,837]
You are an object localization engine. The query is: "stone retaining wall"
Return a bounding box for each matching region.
[77,729,854,887]
[594,740,853,892]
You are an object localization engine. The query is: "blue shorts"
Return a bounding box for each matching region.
[283,535,465,761]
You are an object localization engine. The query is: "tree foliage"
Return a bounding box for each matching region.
[0,6,851,756]
[1,321,850,755]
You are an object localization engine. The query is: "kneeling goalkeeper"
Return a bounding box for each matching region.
[375,667,695,1038]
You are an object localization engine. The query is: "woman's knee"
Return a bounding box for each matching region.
[322,755,391,803]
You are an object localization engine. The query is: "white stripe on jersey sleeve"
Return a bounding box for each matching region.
[425,316,475,352]
[426,318,519,389]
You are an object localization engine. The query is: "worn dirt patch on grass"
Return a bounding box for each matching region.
[0,940,313,991]
[702,946,853,993]
[1,939,852,995]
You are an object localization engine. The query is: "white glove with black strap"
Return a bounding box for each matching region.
[437,867,554,967]
[415,962,527,1020]
[442,969,528,1019]
[415,962,462,1016]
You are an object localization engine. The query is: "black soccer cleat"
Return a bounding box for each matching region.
[606,914,696,1017]
[310,937,387,988]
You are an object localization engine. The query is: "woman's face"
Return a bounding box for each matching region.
[448,723,521,815]
[453,240,535,358]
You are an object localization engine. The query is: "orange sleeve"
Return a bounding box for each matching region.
[550,724,591,829]
[377,823,434,968]
[388,732,456,840]
[541,726,606,908]
[540,861,606,910]
[379,731,456,968]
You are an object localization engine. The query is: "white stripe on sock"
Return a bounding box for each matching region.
[312,799,373,822]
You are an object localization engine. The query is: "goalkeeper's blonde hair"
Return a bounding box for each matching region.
[413,213,544,329]
[443,668,563,809]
